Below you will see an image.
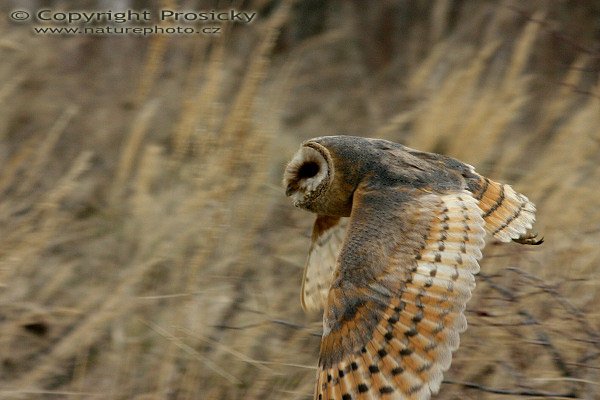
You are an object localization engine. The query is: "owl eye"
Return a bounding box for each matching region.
[298,161,320,179]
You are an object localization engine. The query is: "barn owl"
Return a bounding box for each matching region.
[283,136,542,400]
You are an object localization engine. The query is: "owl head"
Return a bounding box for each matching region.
[283,137,363,217]
[283,142,331,207]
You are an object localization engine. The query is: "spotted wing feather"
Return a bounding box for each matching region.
[315,188,485,400]
[471,176,536,242]
[398,145,538,243]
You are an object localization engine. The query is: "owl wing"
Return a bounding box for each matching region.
[400,145,538,243]
[301,216,349,311]
[402,146,538,243]
[471,176,538,242]
[315,185,486,400]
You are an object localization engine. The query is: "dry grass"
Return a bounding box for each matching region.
[1,1,599,399]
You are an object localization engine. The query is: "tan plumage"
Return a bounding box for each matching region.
[283,136,541,400]
[472,177,538,243]
[301,216,347,311]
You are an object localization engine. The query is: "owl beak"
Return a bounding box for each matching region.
[285,185,294,197]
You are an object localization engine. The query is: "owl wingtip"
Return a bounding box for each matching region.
[512,232,544,245]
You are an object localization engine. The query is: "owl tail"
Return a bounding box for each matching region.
[474,177,537,243]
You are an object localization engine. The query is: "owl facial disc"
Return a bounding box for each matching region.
[283,146,330,208]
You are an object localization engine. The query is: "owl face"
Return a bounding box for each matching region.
[283,143,332,211]
[283,136,384,217]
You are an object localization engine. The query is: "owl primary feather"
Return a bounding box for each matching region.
[283,136,542,400]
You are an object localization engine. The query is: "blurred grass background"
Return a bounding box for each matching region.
[1,0,599,399]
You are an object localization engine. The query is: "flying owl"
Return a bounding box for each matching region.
[283,136,542,400]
